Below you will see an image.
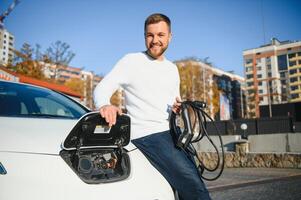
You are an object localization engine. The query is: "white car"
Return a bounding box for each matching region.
[0,80,175,200]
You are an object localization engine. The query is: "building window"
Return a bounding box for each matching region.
[269,81,273,86]
[247,82,253,87]
[280,72,286,78]
[246,74,253,79]
[266,57,271,62]
[256,58,261,63]
[291,85,298,91]
[245,66,253,72]
[277,55,288,70]
[290,69,297,74]
[259,89,263,94]
[281,80,286,85]
[270,87,274,94]
[291,94,299,99]
[259,96,263,101]
[257,74,262,78]
[268,72,272,77]
[4,34,7,38]
[290,77,298,83]
[258,82,263,86]
[245,59,252,65]
[298,52,301,56]
[288,53,296,59]
[289,61,297,66]
[257,66,262,71]
[267,64,271,70]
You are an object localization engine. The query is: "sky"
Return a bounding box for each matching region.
[1,0,301,77]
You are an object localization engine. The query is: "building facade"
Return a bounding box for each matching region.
[0,29,14,65]
[175,60,246,120]
[243,38,301,118]
[42,63,102,109]
[211,67,246,120]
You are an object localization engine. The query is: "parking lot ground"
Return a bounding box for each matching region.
[204,168,301,200]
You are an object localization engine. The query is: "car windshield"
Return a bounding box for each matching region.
[0,81,89,119]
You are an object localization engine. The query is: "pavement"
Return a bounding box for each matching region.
[203,168,301,200]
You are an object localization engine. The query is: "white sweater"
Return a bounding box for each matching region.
[93,52,180,139]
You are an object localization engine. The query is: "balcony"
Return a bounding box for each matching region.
[288,65,301,70]
[290,88,301,94]
[289,81,300,86]
[246,85,255,90]
[288,56,298,62]
[288,71,301,78]
[290,96,301,102]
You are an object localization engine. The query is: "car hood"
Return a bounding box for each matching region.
[0,117,136,155]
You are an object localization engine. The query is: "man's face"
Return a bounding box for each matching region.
[145,21,171,60]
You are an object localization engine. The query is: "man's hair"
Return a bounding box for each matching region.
[144,13,171,33]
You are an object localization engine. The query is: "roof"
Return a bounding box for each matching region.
[19,75,82,98]
[0,66,82,98]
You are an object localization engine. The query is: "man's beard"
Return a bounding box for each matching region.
[147,44,168,59]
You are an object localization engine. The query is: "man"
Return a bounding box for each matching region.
[94,13,211,200]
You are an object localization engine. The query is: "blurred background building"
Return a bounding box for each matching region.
[175,59,246,120]
[243,38,301,118]
[0,29,14,65]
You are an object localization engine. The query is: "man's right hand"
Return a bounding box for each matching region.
[99,105,122,127]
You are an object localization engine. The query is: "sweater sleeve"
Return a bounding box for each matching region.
[93,55,130,109]
[174,65,181,99]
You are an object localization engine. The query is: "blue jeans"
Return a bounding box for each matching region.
[132,130,211,200]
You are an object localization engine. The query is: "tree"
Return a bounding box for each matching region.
[45,41,75,65]
[83,75,93,109]
[176,59,217,117]
[177,60,203,101]
[64,78,84,96]
[9,41,76,80]
[20,43,33,60]
[247,89,256,118]
[211,81,220,119]
[9,43,45,79]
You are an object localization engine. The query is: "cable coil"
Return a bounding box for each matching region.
[170,100,225,181]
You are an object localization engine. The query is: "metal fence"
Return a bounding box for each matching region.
[206,117,297,136]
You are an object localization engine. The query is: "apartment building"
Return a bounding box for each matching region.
[0,28,14,65]
[211,68,246,120]
[175,60,246,120]
[42,64,82,81]
[243,38,301,118]
[42,63,102,109]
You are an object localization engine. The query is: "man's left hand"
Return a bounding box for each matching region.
[172,97,182,114]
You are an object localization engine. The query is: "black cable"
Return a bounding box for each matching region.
[170,100,225,181]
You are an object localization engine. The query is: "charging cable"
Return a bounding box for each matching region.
[170,100,225,181]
